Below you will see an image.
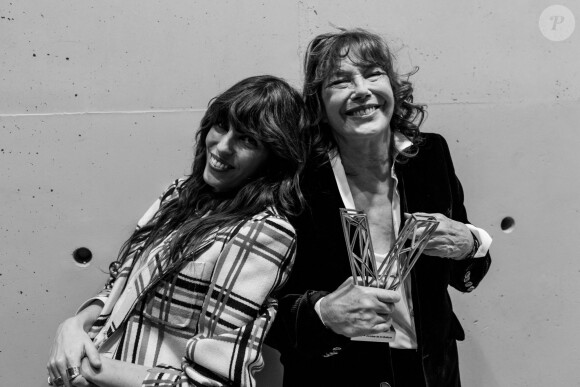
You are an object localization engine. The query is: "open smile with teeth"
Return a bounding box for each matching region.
[208,153,233,171]
[346,105,381,117]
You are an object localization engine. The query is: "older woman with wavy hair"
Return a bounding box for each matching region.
[267,28,493,387]
[47,75,307,387]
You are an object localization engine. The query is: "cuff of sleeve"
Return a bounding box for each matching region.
[313,297,327,327]
[76,297,107,315]
[295,291,350,357]
[465,224,492,258]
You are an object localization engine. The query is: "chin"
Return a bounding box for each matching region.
[202,171,218,191]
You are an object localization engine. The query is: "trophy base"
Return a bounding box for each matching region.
[351,326,396,343]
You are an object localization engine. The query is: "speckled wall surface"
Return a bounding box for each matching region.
[1,1,579,386]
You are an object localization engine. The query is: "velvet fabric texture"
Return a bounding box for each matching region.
[267,133,491,387]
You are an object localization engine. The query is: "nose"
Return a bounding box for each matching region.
[215,130,235,154]
[351,75,371,99]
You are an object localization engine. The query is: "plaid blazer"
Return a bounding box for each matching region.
[78,179,297,387]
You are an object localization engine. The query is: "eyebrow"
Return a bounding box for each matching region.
[328,69,352,78]
[327,71,357,85]
[330,64,382,77]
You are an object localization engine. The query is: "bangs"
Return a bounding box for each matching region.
[207,89,273,141]
[309,31,393,89]
[199,74,304,163]
[340,39,390,70]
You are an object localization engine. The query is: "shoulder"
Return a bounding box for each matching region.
[420,132,447,146]
[415,132,452,158]
[397,132,455,175]
[243,207,297,239]
[159,177,188,203]
[219,208,297,259]
[135,177,187,228]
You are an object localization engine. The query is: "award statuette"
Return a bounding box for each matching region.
[339,209,439,342]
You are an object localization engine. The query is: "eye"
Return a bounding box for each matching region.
[240,135,260,148]
[366,69,386,81]
[213,122,228,133]
[327,77,350,89]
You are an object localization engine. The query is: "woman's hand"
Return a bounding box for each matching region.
[320,277,400,337]
[405,212,474,260]
[47,316,101,387]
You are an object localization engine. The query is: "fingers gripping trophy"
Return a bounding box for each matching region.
[339,209,439,342]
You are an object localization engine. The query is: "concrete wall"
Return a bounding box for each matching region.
[1,1,578,386]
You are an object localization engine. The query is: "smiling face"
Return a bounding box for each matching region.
[321,58,395,143]
[203,124,270,192]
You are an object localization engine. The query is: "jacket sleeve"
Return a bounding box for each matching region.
[143,214,297,387]
[268,290,352,358]
[435,134,492,292]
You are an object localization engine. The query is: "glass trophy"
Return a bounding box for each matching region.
[339,209,439,342]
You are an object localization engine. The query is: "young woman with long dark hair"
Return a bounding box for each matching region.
[47,75,307,387]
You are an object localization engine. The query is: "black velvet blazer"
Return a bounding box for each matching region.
[267,133,491,387]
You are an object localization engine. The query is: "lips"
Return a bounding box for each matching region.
[345,104,381,117]
[208,153,233,171]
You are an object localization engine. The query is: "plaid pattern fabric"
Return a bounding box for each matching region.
[78,180,296,387]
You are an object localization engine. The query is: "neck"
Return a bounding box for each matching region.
[336,130,393,179]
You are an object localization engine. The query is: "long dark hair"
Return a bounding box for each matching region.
[302,28,426,162]
[116,75,307,267]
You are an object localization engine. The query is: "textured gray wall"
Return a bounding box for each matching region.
[1,1,579,386]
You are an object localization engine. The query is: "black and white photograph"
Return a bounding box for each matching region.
[1,1,578,386]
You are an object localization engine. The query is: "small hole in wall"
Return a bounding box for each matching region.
[500,217,515,233]
[73,247,92,266]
